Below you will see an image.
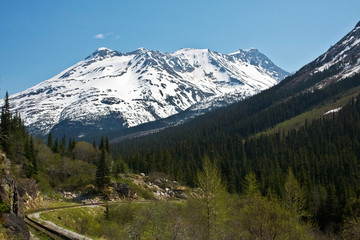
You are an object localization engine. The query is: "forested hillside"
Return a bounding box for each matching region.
[112,70,360,231]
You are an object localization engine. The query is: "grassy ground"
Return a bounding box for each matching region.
[28,225,53,240]
[38,201,184,239]
[25,201,82,215]
[40,205,106,239]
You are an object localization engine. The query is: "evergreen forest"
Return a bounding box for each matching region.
[112,72,360,232]
[0,72,360,239]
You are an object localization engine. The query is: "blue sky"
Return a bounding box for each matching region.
[0,0,359,95]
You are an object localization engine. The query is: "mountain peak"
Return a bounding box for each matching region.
[128,47,151,55]
[136,47,149,53]
[92,47,114,56]
[229,48,258,55]
[85,47,121,60]
[96,47,112,52]
[173,48,210,55]
[247,48,258,52]
[10,45,288,139]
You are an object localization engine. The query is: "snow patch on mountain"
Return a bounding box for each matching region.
[7,47,289,137]
[324,107,342,115]
[314,22,360,78]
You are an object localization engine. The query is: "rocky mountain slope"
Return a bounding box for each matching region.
[7,47,288,139]
[285,21,360,91]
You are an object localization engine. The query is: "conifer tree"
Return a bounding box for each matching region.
[0,92,11,132]
[68,138,76,152]
[29,137,37,174]
[95,148,110,191]
[197,156,227,239]
[0,92,12,154]
[243,172,260,197]
[105,136,110,152]
[99,136,105,151]
[60,134,66,154]
[53,137,60,153]
[47,133,53,149]
[284,168,306,217]
[24,136,37,177]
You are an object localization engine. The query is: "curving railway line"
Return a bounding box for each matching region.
[25,204,103,240]
[25,214,72,240]
[25,200,154,239]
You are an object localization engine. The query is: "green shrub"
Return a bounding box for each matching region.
[0,200,10,215]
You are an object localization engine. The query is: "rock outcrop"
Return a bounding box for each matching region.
[110,182,138,199]
[0,153,30,239]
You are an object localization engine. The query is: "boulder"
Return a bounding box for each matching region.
[111,182,137,199]
[3,213,30,240]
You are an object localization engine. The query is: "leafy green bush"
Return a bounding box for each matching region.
[0,200,10,215]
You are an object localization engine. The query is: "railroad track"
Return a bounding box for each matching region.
[25,203,103,240]
[25,214,72,240]
[25,201,152,239]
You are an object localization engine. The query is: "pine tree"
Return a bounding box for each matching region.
[105,137,110,152]
[68,138,76,152]
[95,148,110,191]
[99,136,105,151]
[284,168,307,217]
[60,134,66,154]
[243,172,260,197]
[24,136,37,177]
[47,133,53,149]
[53,137,60,153]
[0,92,12,154]
[29,137,37,174]
[72,138,76,150]
[197,156,228,239]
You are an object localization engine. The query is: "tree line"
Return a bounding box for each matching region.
[0,91,125,193]
[112,73,360,232]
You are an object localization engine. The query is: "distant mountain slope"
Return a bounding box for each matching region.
[282,20,360,91]
[107,21,360,142]
[113,21,360,157]
[7,47,288,139]
[111,24,360,232]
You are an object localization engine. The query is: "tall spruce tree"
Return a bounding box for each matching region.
[60,134,66,155]
[47,133,53,149]
[105,136,110,152]
[0,92,12,154]
[95,147,110,191]
[68,138,75,152]
[99,136,105,151]
[284,168,307,217]
[197,156,228,239]
[53,137,60,153]
[24,136,37,177]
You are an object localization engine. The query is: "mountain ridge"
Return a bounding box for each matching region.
[6,47,288,139]
[107,21,360,142]
[111,22,360,199]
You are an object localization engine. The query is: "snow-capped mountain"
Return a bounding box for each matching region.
[8,47,288,139]
[294,21,360,90]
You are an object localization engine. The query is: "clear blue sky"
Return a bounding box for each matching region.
[0,0,359,95]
